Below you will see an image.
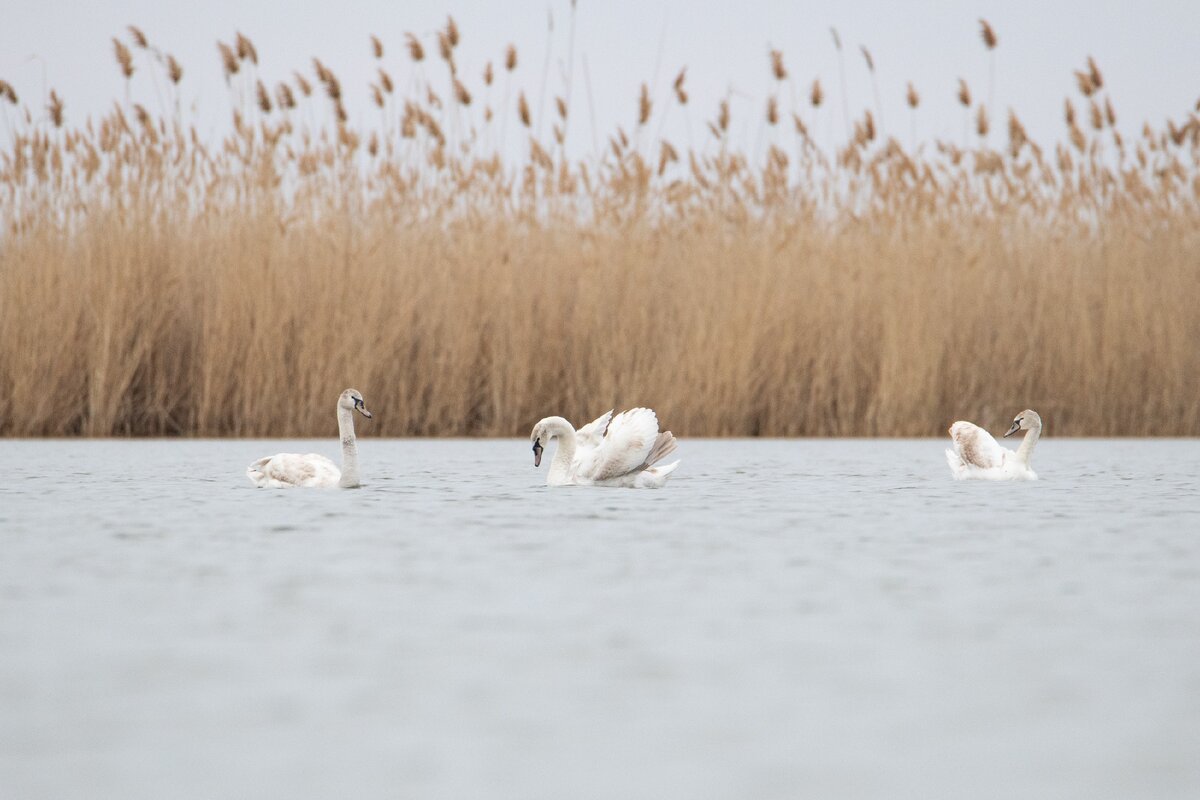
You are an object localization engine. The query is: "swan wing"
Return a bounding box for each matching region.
[575,410,614,448]
[948,421,1006,469]
[248,453,339,487]
[576,408,662,481]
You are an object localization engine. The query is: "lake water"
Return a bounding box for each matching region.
[2,439,1199,799]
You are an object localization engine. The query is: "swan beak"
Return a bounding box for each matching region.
[1003,420,1020,437]
[532,440,543,467]
[357,403,372,419]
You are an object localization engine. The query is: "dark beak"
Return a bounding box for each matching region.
[1003,420,1020,438]
[356,402,372,419]
[532,440,543,467]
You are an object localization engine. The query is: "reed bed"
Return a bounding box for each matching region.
[2,21,1199,437]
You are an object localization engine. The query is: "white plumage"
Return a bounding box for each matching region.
[247,452,343,488]
[574,410,613,449]
[946,409,1042,481]
[531,408,681,488]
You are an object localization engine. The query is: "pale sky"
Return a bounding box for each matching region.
[1,0,1196,159]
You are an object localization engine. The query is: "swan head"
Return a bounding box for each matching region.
[530,416,570,468]
[1004,409,1040,437]
[339,389,372,419]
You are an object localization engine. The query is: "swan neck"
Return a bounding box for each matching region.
[548,421,577,483]
[1016,423,1041,466]
[337,405,359,488]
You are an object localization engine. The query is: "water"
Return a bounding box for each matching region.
[2,439,1199,799]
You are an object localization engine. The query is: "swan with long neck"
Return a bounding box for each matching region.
[247,389,373,488]
[531,408,680,488]
[945,409,1042,480]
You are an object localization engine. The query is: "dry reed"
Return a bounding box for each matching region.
[1,23,1199,438]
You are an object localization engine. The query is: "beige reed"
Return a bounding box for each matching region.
[1,27,1198,437]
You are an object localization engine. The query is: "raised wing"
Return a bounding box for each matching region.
[575,410,613,449]
[948,421,1006,469]
[576,408,661,482]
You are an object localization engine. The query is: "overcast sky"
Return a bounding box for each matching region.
[2,0,1196,159]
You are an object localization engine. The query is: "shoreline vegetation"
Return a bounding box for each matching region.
[2,20,1199,437]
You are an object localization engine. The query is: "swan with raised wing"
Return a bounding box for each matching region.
[530,408,680,488]
[946,409,1042,481]
[247,389,372,488]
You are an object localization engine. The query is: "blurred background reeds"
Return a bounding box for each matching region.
[1,19,1198,436]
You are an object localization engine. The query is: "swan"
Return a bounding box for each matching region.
[945,409,1042,481]
[530,408,681,488]
[247,389,372,488]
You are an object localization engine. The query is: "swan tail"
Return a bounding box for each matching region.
[652,459,680,478]
[638,459,680,487]
[642,431,678,469]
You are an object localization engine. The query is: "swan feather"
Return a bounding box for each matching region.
[948,421,1006,469]
[577,407,663,481]
[247,453,341,488]
[575,410,613,448]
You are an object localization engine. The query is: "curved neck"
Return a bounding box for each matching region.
[547,419,577,484]
[1016,424,1041,466]
[337,406,359,488]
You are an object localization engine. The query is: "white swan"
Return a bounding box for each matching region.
[530,408,681,488]
[946,409,1042,481]
[247,389,372,488]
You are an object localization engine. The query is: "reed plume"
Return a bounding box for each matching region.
[770,50,787,81]
[957,79,971,106]
[454,79,471,106]
[976,104,989,137]
[218,43,239,79]
[518,91,531,127]
[979,19,997,49]
[113,39,135,79]
[1075,70,1096,97]
[275,82,296,110]
[638,83,651,126]
[47,90,64,127]
[235,32,257,65]
[256,81,271,113]
[128,26,149,49]
[405,33,425,62]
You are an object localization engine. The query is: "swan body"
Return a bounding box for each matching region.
[531,408,680,488]
[946,409,1042,481]
[247,389,372,488]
